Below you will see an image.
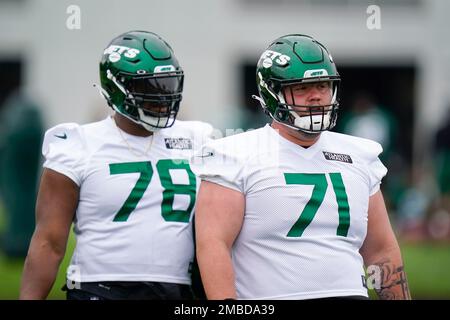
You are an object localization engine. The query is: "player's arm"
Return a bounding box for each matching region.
[20,168,79,300]
[359,190,411,300]
[195,180,245,300]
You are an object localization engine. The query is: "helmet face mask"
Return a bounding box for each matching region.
[255,34,340,134]
[99,31,184,131]
[277,80,339,133]
[123,72,184,130]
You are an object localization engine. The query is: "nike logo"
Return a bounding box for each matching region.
[54,133,67,139]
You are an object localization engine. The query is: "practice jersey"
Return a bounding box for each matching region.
[191,124,387,299]
[42,116,213,284]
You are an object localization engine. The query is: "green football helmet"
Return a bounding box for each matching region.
[99,31,184,131]
[254,34,340,133]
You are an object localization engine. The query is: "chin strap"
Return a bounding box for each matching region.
[251,94,265,106]
[106,69,127,95]
[252,94,273,117]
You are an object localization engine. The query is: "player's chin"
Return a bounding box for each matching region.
[298,130,321,138]
[294,106,331,115]
[142,108,170,115]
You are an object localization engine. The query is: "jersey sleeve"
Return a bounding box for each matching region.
[365,141,388,196]
[190,140,246,193]
[42,123,86,186]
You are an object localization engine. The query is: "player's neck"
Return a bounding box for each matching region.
[113,113,153,137]
[271,122,321,148]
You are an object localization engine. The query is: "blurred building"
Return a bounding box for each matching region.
[0,0,449,185]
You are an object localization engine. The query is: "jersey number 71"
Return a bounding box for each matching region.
[284,172,350,237]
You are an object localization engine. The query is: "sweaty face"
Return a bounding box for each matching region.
[283,81,333,116]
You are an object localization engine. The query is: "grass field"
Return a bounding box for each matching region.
[0,231,76,300]
[0,233,449,299]
[401,242,450,299]
[0,200,449,300]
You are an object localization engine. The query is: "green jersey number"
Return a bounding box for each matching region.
[109,160,196,223]
[284,172,350,237]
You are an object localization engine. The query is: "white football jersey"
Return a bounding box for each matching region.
[42,116,213,284]
[191,124,387,299]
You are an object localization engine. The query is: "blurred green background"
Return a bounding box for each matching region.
[0,204,75,300]
[1,204,450,299]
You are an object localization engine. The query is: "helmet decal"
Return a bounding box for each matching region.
[103,45,140,58]
[259,50,291,67]
[262,58,273,69]
[154,65,176,73]
[108,52,121,63]
[304,69,329,78]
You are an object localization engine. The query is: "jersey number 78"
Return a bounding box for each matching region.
[109,160,196,223]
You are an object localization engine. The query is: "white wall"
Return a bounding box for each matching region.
[1,0,449,167]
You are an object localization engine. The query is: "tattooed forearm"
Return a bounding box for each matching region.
[370,259,411,300]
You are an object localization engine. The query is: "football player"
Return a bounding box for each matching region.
[193,34,411,300]
[20,31,212,300]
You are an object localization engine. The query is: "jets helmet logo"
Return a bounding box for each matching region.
[259,50,291,68]
[304,69,329,78]
[103,45,140,63]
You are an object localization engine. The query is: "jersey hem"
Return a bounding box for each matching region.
[67,274,191,285]
[43,162,81,186]
[238,289,368,300]
[200,177,243,194]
